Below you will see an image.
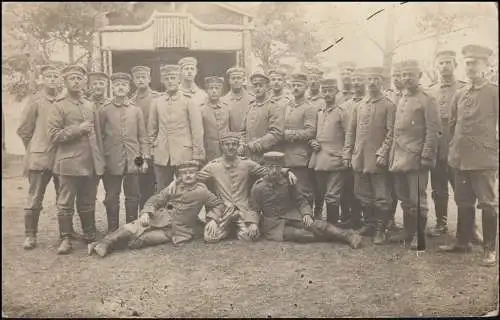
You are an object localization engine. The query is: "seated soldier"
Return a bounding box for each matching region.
[166,132,297,243]
[250,151,362,249]
[87,160,225,257]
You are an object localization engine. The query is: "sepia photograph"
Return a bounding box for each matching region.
[1,1,499,317]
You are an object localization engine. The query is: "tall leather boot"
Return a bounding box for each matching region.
[105,204,120,233]
[125,200,139,224]
[88,227,134,258]
[322,222,362,249]
[57,215,73,255]
[410,210,427,250]
[313,204,324,221]
[79,211,97,243]
[480,208,498,267]
[389,209,414,243]
[358,206,375,236]
[428,200,448,237]
[326,204,340,226]
[373,208,388,245]
[283,227,319,243]
[23,209,40,249]
[439,206,474,253]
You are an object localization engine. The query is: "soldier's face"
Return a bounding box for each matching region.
[367,76,382,93]
[308,74,321,91]
[163,74,180,92]
[252,81,269,98]
[291,81,307,98]
[352,76,366,92]
[133,73,151,89]
[207,85,222,101]
[321,86,338,103]
[401,70,421,90]
[181,65,196,81]
[221,140,239,157]
[267,164,282,180]
[270,75,285,91]
[340,71,353,84]
[43,71,60,89]
[91,79,107,96]
[229,74,244,89]
[65,74,85,92]
[437,58,456,77]
[178,168,197,185]
[112,80,130,97]
[465,58,487,80]
[392,72,403,90]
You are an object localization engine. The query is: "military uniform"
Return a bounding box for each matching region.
[148,65,205,191]
[200,76,231,161]
[309,79,349,227]
[222,67,254,132]
[178,57,208,107]
[130,66,161,209]
[250,152,361,248]
[388,60,441,249]
[239,73,285,163]
[88,161,225,257]
[47,65,105,253]
[344,67,396,243]
[426,51,467,236]
[17,65,65,247]
[440,45,498,266]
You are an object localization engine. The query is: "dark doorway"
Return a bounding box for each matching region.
[112,50,236,94]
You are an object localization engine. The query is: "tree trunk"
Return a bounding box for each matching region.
[68,41,75,64]
[382,4,396,89]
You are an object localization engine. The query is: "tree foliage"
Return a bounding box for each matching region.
[251,3,321,72]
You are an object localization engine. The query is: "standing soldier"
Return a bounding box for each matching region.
[338,68,365,228]
[148,65,205,191]
[222,67,253,132]
[238,72,284,163]
[200,76,231,162]
[388,59,441,250]
[130,65,161,209]
[336,61,356,105]
[178,57,208,107]
[439,45,498,267]
[308,79,348,226]
[250,151,362,248]
[306,66,325,111]
[99,72,149,233]
[17,64,64,249]
[344,67,396,244]
[269,68,292,106]
[426,51,467,238]
[280,73,317,208]
[88,72,110,111]
[47,65,105,254]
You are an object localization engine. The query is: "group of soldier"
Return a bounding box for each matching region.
[16,43,498,267]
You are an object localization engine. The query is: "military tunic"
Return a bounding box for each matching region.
[130,88,160,133]
[221,89,253,132]
[91,94,110,112]
[239,98,285,163]
[180,83,208,108]
[250,176,312,241]
[200,100,231,162]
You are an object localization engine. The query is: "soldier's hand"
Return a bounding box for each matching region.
[165,180,177,195]
[248,223,259,239]
[139,213,150,227]
[303,214,314,228]
[196,170,211,181]
[247,141,259,153]
[205,220,218,238]
[287,170,298,185]
[343,159,351,168]
[237,145,246,156]
[285,130,296,142]
[79,121,93,134]
[376,155,387,167]
[420,157,433,169]
[310,140,321,152]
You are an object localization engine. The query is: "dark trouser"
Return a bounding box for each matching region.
[57,175,98,241]
[430,159,455,227]
[139,159,156,209]
[282,220,351,244]
[340,168,362,224]
[454,169,498,252]
[154,164,176,192]
[387,173,398,220]
[393,169,429,238]
[24,170,60,237]
[315,170,345,224]
[103,173,140,232]
[290,167,314,207]
[309,168,323,216]
[354,172,393,229]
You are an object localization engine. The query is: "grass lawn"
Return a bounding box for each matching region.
[2,155,498,317]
